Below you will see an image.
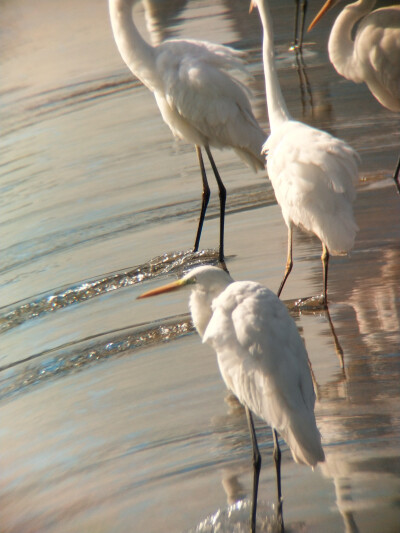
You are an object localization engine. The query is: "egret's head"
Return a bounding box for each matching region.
[137,265,232,300]
[138,265,233,337]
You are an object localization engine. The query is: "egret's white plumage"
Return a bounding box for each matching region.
[200,273,324,466]
[308,0,400,193]
[108,0,266,260]
[138,265,324,531]
[253,0,360,303]
[265,120,359,255]
[309,0,400,112]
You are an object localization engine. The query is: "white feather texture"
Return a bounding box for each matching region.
[308,0,400,194]
[109,0,265,170]
[264,120,360,254]
[253,0,360,301]
[155,39,265,169]
[109,0,267,261]
[309,0,400,194]
[326,0,400,112]
[184,266,325,467]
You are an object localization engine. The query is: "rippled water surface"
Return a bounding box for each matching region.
[1,1,400,532]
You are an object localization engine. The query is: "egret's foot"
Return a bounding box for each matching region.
[188,248,219,260]
[289,43,302,52]
[293,294,327,310]
[276,498,285,533]
[216,255,230,274]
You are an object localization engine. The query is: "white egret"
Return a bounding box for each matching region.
[251,0,360,305]
[308,0,400,194]
[138,265,325,533]
[108,0,266,262]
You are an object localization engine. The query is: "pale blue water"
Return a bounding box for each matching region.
[1,1,400,532]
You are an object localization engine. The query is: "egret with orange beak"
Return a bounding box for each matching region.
[308,0,400,194]
[250,0,359,305]
[138,265,325,533]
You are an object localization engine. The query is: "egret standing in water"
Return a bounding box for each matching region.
[251,0,360,305]
[138,265,325,533]
[308,0,400,194]
[108,0,266,262]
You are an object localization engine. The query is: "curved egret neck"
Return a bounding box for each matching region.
[189,289,215,339]
[109,0,159,91]
[328,0,377,83]
[258,0,290,130]
[188,271,233,338]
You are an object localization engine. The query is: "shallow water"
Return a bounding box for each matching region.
[1,1,400,532]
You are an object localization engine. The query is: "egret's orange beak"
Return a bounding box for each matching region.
[308,0,334,32]
[137,278,187,299]
[249,0,257,14]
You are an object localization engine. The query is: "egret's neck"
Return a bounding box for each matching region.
[189,281,231,338]
[189,291,214,339]
[109,0,158,90]
[328,0,376,82]
[258,0,290,130]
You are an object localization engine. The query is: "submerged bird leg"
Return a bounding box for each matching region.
[245,406,261,533]
[193,146,211,252]
[321,243,329,307]
[277,225,293,298]
[392,154,400,195]
[205,146,227,262]
[272,430,285,533]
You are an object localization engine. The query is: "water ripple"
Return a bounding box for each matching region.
[0,313,194,402]
[186,500,294,533]
[0,183,274,275]
[2,74,140,137]
[0,249,219,334]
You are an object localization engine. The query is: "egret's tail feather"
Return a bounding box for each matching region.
[281,413,325,467]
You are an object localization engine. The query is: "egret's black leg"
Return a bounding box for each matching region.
[245,407,261,533]
[272,429,285,533]
[299,0,308,50]
[322,243,329,307]
[393,154,400,195]
[205,146,226,262]
[277,225,293,298]
[193,146,211,252]
[293,0,300,48]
